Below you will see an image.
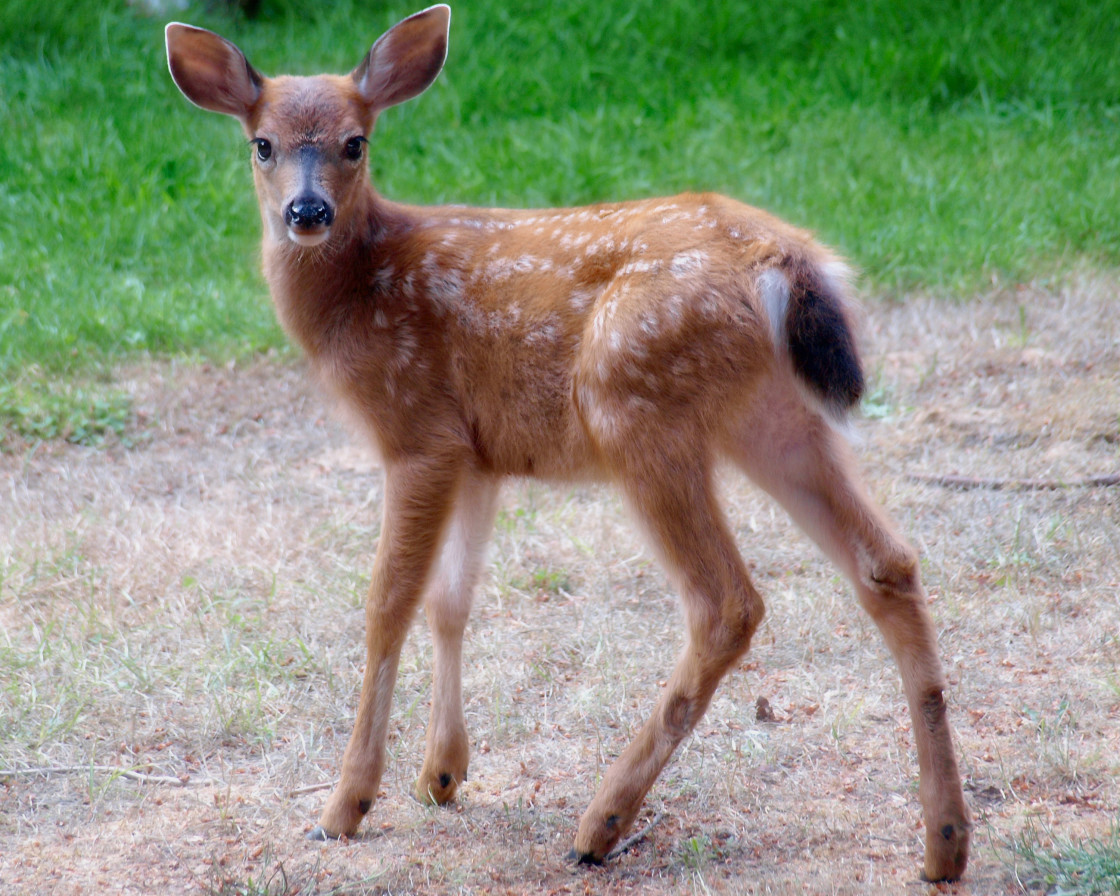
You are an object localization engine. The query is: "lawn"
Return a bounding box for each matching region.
[1,0,1118,381]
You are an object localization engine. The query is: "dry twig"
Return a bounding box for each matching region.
[0,765,191,786]
[908,472,1120,491]
[607,811,666,859]
[288,781,336,797]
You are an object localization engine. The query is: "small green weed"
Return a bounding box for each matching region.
[1024,698,1097,783]
[678,833,718,870]
[530,567,572,596]
[1010,819,1120,896]
[861,382,898,421]
[0,381,134,447]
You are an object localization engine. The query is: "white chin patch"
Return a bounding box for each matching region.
[288,228,330,247]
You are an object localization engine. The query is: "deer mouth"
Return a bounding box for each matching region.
[287,225,332,247]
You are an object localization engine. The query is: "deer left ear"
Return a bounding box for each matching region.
[166,23,263,122]
[352,4,450,113]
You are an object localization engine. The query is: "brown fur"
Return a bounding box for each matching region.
[165,5,970,880]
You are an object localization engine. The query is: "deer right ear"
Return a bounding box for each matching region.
[352,5,450,114]
[165,23,263,121]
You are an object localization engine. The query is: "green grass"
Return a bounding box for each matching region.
[1010,820,1120,895]
[0,379,133,446]
[1,0,1118,381]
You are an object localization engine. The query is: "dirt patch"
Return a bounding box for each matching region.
[2,275,1118,894]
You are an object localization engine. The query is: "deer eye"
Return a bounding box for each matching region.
[344,136,366,162]
[252,138,272,162]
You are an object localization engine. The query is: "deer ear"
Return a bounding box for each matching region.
[166,23,263,121]
[352,4,450,113]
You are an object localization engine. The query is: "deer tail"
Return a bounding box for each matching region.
[758,255,865,417]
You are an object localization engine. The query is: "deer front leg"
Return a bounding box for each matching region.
[310,456,464,840]
[415,473,500,805]
[574,462,765,862]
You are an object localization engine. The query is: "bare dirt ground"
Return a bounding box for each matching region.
[2,276,1118,895]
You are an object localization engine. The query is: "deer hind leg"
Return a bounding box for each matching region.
[729,385,970,881]
[311,456,464,840]
[415,472,501,806]
[573,456,765,862]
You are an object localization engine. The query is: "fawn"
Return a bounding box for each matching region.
[165,5,970,880]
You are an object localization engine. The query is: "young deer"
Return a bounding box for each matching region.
[166,5,970,880]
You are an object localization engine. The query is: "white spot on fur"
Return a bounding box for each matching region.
[569,287,596,311]
[524,320,561,346]
[428,267,464,312]
[390,328,418,373]
[455,301,487,334]
[669,250,708,278]
[618,258,661,277]
[664,293,685,327]
[698,291,721,318]
[401,271,417,298]
[560,231,593,251]
[372,265,395,293]
[591,286,626,341]
[584,235,617,257]
[660,210,691,225]
[480,257,515,283]
[444,216,489,230]
[577,386,621,441]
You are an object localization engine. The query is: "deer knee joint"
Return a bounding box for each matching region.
[858,538,921,604]
[870,548,919,590]
[662,692,698,742]
[921,688,947,730]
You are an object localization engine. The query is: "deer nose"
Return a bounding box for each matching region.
[284,196,334,230]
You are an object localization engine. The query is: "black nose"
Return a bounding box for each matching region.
[285,196,334,229]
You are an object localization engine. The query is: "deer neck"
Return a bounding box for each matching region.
[260,187,414,360]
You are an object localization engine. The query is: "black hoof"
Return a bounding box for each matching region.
[567,847,604,866]
[306,825,339,842]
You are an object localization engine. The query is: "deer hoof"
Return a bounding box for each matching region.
[921,818,971,882]
[306,825,337,842]
[414,769,462,805]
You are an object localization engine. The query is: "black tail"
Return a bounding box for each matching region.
[783,257,864,415]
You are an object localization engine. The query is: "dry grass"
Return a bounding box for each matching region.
[2,276,1118,894]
